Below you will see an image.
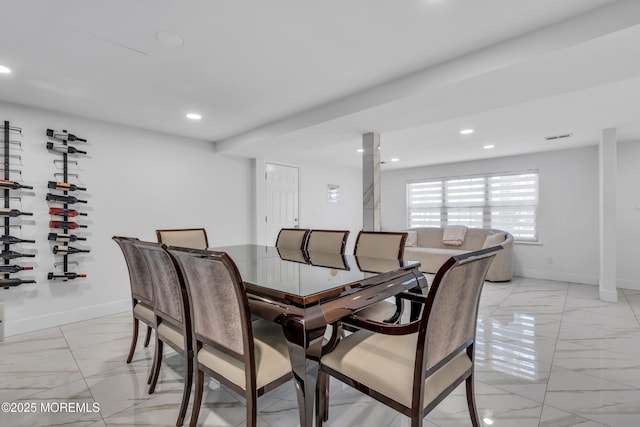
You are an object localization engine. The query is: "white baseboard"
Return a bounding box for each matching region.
[4,299,131,338]
[617,278,640,291]
[599,287,619,302]
[515,268,599,285]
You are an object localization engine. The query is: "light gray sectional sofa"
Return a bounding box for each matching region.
[403,227,513,281]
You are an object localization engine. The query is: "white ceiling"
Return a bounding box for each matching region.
[1,0,639,170]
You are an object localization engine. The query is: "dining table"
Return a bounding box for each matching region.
[209,244,428,427]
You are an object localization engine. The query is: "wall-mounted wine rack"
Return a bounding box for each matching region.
[1,120,36,289]
[46,128,89,281]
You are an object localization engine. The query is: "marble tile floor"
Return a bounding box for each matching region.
[2,277,640,426]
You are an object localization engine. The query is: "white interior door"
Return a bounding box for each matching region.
[265,163,299,245]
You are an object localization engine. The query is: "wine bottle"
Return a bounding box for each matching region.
[47,129,87,143]
[0,179,34,190]
[0,251,36,259]
[46,142,87,155]
[49,220,87,230]
[47,272,86,281]
[47,181,87,192]
[0,208,34,217]
[46,193,88,204]
[49,208,87,217]
[48,232,86,242]
[53,245,90,255]
[0,235,36,244]
[1,278,36,288]
[0,265,34,273]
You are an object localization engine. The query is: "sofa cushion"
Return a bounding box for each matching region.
[404,247,466,274]
[405,230,418,247]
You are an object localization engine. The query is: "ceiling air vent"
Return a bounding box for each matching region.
[544,133,573,141]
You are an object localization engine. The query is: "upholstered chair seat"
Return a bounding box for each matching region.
[133,302,155,324]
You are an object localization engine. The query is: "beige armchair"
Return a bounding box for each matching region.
[133,240,193,427]
[167,247,293,427]
[316,245,503,427]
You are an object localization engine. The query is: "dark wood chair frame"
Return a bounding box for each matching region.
[305,229,350,254]
[167,247,294,427]
[275,228,311,250]
[134,240,194,427]
[156,227,209,249]
[112,236,155,364]
[316,246,503,427]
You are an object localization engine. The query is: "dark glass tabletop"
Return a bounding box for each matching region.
[209,244,420,303]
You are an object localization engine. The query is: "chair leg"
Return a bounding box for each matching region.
[176,352,193,426]
[315,370,328,426]
[126,317,139,363]
[466,375,480,427]
[246,388,258,427]
[148,339,163,394]
[143,325,152,347]
[189,369,204,427]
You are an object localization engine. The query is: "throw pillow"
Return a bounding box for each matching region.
[405,230,418,247]
[483,232,506,248]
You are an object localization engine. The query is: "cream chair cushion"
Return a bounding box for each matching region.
[158,322,185,351]
[133,302,155,324]
[197,320,291,390]
[306,231,347,253]
[352,300,398,323]
[321,330,472,408]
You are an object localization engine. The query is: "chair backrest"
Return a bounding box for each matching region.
[168,247,252,360]
[133,240,187,326]
[275,228,310,250]
[420,246,502,374]
[305,229,349,254]
[112,236,153,304]
[354,231,408,259]
[156,228,209,250]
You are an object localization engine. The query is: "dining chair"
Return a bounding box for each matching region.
[316,245,503,427]
[133,240,193,427]
[353,231,409,323]
[305,229,350,254]
[156,228,209,250]
[275,227,310,250]
[112,236,155,364]
[167,247,293,427]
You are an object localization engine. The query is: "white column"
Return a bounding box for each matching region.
[363,133,381,231]
[599,128,617,302]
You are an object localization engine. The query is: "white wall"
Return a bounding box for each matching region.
[381,146,601,285]
[254,158,362,254]
[617,140,640,290]
[0,101,253,336]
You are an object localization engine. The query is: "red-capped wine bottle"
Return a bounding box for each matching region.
[47,129,87,143]
[48,232,86,242]
[0,208,33,217]
[49,220,87,230]
[0,235,36,244]
[0,179,34,190]
[49,207,87,217]
[47,181,87,192]
[48,272,86,281]
[0,265,34,273]
[46,193,87,204]
[53,245,90,255]
[0,250,36,259]
[1,278,36,288]
[46,142,87,155]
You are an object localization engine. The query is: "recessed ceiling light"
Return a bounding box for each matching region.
[483,144,495,149]
[460,129,475,135]
[357,148,364,153]
[0,65,11,74]
[186,113,202,120]
[156,31,183,47]
[391,158,400,162]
